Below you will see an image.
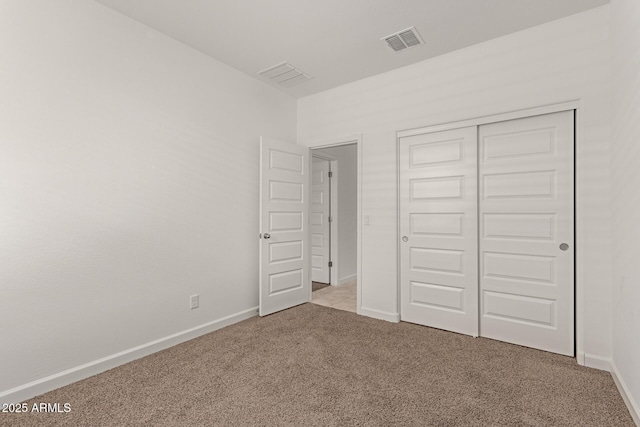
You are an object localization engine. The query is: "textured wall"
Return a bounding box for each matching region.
[0,0,295,398]
[610,0,640,420]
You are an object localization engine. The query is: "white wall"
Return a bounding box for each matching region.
[0,0,295,401]
[313,144,358,284]
[299,6,613,361]
[610,0,640,422]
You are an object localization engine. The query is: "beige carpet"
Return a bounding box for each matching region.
[4,304,634,426]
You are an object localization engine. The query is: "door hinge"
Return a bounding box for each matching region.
[328,261,333,267]
[328,171,333,178]
[328,216,333,223]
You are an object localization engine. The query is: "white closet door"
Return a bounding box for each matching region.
[399,126,478,336]
[311,157,331,283]
[478,111,574,355]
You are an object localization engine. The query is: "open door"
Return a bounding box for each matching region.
[311,157,331,283]
[259,137,310,316]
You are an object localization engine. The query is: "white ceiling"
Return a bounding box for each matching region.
[94,0,609,98]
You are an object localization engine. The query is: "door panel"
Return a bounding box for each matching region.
[478,111,574,355]
[311,157,331,283]
[259,137,310,316]
[400,126,478,336]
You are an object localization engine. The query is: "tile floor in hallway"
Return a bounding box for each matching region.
[310,280,357,313]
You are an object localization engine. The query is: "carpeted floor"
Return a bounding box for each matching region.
[3,304,634,426]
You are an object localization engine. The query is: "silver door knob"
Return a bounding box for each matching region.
[402,236,408,242]
[559,243,569,251]
[263,233,271,239]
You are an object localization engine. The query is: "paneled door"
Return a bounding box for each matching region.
[399,126,479,336]
[259,137,310,316]
[478,111,574,355]
[311,157,331,283]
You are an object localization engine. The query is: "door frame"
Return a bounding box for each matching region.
[396,100,585,363]
[311,153,339,287]
[306,134,362,314]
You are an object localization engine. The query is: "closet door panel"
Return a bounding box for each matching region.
[399,126,478,336]
[478,111,574,356]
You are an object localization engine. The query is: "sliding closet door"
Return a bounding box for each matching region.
[478,111,574,356]
[399,127,478,336]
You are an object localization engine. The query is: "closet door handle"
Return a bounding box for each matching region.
[559,243,569,251]
[402,236,409,242]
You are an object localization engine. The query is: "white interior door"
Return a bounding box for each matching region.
[311,157,331,283]
[259,137,310,316]
[399,126,479,336]
[478,111,574,355]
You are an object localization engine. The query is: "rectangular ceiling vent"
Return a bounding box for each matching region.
[382,26,424,52]
[258,62,311,87]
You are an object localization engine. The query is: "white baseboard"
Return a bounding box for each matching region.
[358,306,400,323]
[611,361,640,426]
[577,351,612,371]
[338,274,357,286]
[0,307,258,405]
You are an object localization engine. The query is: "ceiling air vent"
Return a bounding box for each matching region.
[382,26,424,52]
[258,62,311,87]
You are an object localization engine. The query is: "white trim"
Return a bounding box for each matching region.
[576,351,612,371]
[338,274,357,286]
[359,306,400,323]
[611,361,640,426]
[330,160,339,286]
[304,133,360,149]
[395,125,402,317]
[307,149,313,303]
[0,307,258,405]
[306,134,363,316]
[574,106,585,362]
[397,100,581,138]
[357,136,363,316]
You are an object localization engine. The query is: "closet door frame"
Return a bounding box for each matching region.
[396,100,583,362]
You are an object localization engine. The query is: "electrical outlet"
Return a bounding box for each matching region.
[190,294,199,310]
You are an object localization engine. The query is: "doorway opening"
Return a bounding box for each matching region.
[258,135,361,317]
[310,143,358,313]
